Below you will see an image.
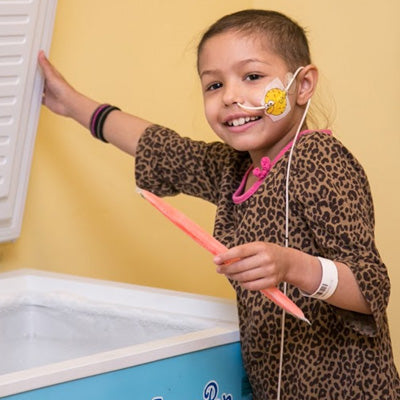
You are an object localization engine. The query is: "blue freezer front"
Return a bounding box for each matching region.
[4,343,251,400]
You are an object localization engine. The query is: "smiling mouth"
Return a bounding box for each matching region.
[226,116,261,127]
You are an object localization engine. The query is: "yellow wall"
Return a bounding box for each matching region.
[1,0,399,362]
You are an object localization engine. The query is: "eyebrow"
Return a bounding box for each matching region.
[199,58,271,79]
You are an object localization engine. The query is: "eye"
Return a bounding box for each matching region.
[245,73,263,81]
[205,82,223,92]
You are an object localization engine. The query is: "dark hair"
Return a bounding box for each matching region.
[197,9,311,71]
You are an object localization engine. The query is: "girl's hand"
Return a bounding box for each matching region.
[38,50,80,117]
[37,51,151,156]
[215,242,373,314]
[214,242,290,291]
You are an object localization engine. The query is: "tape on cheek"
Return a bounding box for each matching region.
[236,77,291,122]
[237,67,304,122]
[261,77,291,122]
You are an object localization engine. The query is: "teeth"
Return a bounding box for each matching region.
[228,116,259,127]
[233,117,245,127]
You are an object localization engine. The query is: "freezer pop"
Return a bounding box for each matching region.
[138,188,310,324]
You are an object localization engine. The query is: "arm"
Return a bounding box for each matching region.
[38,51,152,156]
[214,242,371,314]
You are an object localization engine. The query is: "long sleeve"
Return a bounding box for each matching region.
[135,125,236,205]
[292,133,390,335]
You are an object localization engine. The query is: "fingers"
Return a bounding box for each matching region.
[38,50,51,74]
[38,50,65,83]
[217,254,269,281]
[214,242,266,266]
[38,52,49,105]
[38,49,46,62]
[221,258,277,291]
[224,263,270,286]
[37,51,74,115]
[213,242,281,290]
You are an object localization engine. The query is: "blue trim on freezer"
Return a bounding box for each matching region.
[3,343,252,400]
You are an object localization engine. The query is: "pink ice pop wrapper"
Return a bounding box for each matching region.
[138,188,310,323]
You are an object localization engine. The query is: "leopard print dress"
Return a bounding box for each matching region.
[135,125,400,400]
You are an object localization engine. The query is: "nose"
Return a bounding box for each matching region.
[222,82,243,107]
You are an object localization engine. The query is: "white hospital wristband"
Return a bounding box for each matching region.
[301,257,339,300]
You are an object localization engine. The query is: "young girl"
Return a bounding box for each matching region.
[38,9,400,400]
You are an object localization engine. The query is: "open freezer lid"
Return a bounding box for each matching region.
[0,0,57,242]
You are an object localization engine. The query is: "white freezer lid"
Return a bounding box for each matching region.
[0,0,57,242]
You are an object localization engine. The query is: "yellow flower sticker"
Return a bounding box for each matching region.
[263,87,287,116]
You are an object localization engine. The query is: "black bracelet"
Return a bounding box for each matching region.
[89,104,121,142]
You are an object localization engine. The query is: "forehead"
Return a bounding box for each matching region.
[198,31,286,74]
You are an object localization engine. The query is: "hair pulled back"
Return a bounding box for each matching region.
[197,9,311,72]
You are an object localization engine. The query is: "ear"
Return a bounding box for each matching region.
[296,64,318,106]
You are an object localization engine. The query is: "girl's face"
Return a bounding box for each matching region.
[198,31,303,165]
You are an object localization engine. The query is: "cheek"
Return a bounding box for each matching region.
[203,98,218,126]
[203,102,226,140]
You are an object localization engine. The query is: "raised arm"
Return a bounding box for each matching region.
[38,51,152,156]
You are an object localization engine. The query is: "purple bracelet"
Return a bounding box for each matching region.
[89,104,121,142]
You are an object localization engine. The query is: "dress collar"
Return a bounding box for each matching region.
[232,129,332,204]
